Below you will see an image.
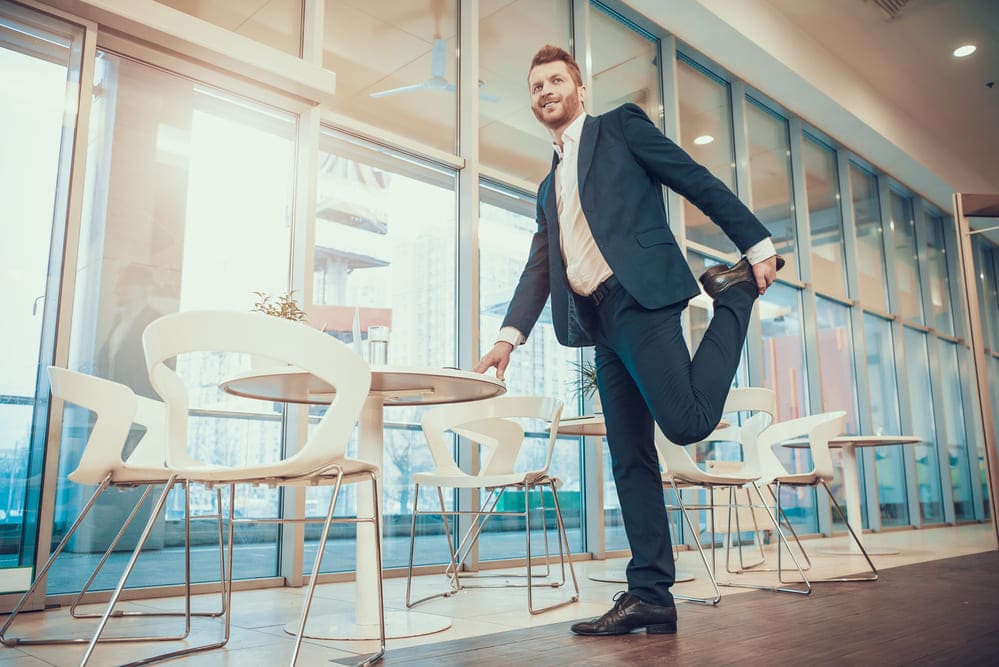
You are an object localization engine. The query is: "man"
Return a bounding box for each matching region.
[473,45,783,636]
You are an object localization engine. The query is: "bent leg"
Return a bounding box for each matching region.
[599,288,755,445]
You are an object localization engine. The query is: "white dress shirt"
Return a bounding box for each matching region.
[496,112,775,348]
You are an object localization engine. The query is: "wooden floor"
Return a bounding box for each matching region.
[378,551,999,666]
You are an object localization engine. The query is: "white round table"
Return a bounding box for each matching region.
[784,434,921,556]
[221,365,505,640]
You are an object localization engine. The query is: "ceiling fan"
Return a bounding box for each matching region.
[369,37,499,102]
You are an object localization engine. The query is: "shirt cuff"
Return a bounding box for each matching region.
[496,326,525,347]
[745,237,777,265]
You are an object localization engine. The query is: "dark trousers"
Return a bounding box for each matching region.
[579,280,755,606]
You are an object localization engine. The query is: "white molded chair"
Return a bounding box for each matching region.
[656,387,811,595]
[81,310,381,667]
[405,396,579,615]
[0,367,225,649]
[751,409,877,583]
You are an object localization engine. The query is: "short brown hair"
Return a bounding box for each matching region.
[528,45,583,87]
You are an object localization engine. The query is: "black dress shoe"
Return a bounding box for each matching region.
[570,592,677,636]
[698,255,785,300]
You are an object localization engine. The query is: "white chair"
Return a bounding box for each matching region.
[751,410,877,583]
[656,387,811,595]
[0,367,225,649]
[81,310,381,667]
[405,396,579,615]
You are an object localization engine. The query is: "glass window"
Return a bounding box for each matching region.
[759,284,807,421]
[155,0,303,56]
[863,313,907,527]
[0,1,84,586]
[323,0,458,153]
[803,135,847,298]
[480,0,571,184]
[815,299,859,432]
[889,190,923,324]
[922,212,955,335]
[477,182,583,557]
[903,327,943,523]
[937,339,975,520]
[813,297,858,531]
[51,52,297,593]
[677,60,738,255]
[746,100,798,279]
[589,4,661,123]
[850,164,889,311]
[308,129,458,572]
[975,238,999,352]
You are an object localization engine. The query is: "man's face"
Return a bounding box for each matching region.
[528,61,584,132]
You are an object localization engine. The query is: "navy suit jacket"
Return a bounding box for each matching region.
[501,103,771,348]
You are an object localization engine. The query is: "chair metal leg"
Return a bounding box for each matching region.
[783,480,877,584]
[0,475,112,648]
[109,483,236,667]
[716,481,811,595]
[667,480,721,605]
[291,471,343,665]
[526,479,578,614]
[70,484,227,620]
[1,477,201,648]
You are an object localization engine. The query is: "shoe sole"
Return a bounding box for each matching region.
[570,622,677,636]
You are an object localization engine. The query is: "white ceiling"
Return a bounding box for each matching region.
[763,0,999,193]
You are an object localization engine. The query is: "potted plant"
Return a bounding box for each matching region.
[250,291,307,368]
[569,359,601,413]
[251,290,307,322]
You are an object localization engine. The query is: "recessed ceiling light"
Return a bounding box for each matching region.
[953,44,977,58]
[693,135,714,145]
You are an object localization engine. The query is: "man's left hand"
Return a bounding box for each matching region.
[752,255,779,295]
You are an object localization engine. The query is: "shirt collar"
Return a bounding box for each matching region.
[552,112,588,161]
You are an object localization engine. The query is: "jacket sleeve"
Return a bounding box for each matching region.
[500,192,552,339]
[618,103,770,253]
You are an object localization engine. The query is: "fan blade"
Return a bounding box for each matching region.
[369,82,431,98]
[431,37,446,79]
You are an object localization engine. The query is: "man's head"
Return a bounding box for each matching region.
[527,45,585,133]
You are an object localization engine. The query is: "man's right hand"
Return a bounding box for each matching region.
[472,342,514,381]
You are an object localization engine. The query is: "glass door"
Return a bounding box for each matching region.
[0,3,84,592]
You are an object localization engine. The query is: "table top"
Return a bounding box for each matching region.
[556,415,608,437]
[220,365,506,406]
[784,434,922,449]
[555,415,730,438]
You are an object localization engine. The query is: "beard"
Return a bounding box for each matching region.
[532,93,582,131]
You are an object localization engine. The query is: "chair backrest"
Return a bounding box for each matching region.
[756,411,847,482]
[420,396,563,478]
[655,387,776,482]
[142,310,371,475]
[47,367,166,483]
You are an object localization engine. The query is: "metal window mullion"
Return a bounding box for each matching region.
[925,329,957,523]
[731,81,763,387]
[789,119,820,419]
[455,0,481,569]
[278,0,324,584]
[33,8,99,609]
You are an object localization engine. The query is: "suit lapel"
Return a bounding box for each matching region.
[577,114,599,194]
[544,151,559,227]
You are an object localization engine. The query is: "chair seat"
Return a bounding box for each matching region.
[180,458,378,484]
[413,470,544,489]
[771,472,824,486]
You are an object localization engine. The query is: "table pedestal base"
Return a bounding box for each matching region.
[284,610,451,640]
[816,545,899,556]
[587,568,695,584]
